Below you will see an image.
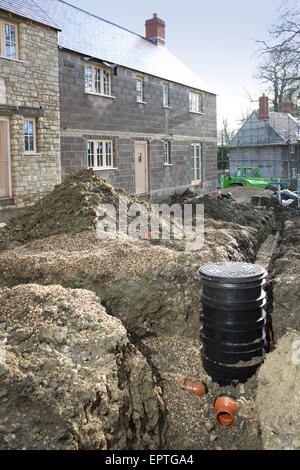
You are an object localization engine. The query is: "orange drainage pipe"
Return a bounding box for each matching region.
[145,231,159,240]
[180,378,208,396]
[214,394,239,428]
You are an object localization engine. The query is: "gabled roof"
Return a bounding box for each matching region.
[0,0,60,30]
[230,111,300,147]
[268,112,300,143]
[15,0,214,94]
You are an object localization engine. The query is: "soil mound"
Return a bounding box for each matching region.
[0,169,147,251]
[0,284,166,450]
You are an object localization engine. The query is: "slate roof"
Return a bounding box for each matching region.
[269,112,300,143]
[0,0,214,94]
[230,111,300,147]
[0,0,60,30]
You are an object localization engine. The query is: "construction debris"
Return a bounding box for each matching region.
[0,169,299,451]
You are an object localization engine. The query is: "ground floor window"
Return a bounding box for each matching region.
[163,141,171,165]
[191,143,202,183]
[87,139,113,169]
[24,118,36,153]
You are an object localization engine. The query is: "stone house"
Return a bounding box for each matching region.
[0,0,61,221]
[229,95,300,189]
[36,0,217,200]
[0,0,217,216]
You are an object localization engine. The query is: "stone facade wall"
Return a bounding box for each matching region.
[59,50,217,198]
[0,13,61,213]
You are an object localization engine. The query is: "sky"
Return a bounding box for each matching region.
[65,0,285,133]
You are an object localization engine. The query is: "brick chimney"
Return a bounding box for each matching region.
[145,13,165,46]
[282,98,293,114]
[258,94,269,120]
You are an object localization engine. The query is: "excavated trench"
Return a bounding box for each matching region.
[0,172,299,450]
[132,198,298,451]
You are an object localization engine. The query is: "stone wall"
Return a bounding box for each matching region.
[59,50,217,198]
[0,13,61,214]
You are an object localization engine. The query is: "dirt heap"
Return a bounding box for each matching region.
[271,216,300,339]
[0,169,274,255]
[161,192,273,242]
[255,330,300,450]
[0,284,166,450]
[0,172,274,339]
[0,208,274,340]
[0,169,149,251]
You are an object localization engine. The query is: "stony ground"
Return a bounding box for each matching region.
[0,170,299,450]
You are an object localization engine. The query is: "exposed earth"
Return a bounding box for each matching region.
[0,170,299,450]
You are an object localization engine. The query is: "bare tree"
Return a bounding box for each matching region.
[255,49,299,111]
[255,2,299,111]
[257,2,300,58]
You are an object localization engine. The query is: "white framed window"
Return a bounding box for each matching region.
[189,92,202,113]
[163,141,171,165]
[191,143,202,183]
[163,83,169,107]
[85,64,112,96]
[24,118,36,153]
[87,139,114,169]
[0,19,18,59]
[136,77,144,102]
[290,145,295,154]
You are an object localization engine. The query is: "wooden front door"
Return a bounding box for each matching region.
[0,119,10,198]
[135,141,148,194]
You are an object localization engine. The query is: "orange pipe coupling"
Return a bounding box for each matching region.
[180,378,208,396]
[214,394,239,428]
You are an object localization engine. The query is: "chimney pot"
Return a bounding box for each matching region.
[145,13,165,46]
[258,94,269,120]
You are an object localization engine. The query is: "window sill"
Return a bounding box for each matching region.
[0,55,23,63]
[189,110,204,115]
[137,100,147,104]
[24,152,40,156]
[164,163,172,166]
[191,180,202,186]
[91,167,118,171]
[85,92,116,99]
[163,106,172,109]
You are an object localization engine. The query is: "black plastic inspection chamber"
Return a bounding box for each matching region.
[197,262,268,385]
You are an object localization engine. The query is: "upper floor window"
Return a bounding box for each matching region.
[136,77,144,102]
[0,19,18,59]
[189,92,202,113]
[24,118,36,153]
[163,83,169,107]
[87,139,114,169]
[85,64,111,96]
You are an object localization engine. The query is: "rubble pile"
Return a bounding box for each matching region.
[0,284,166,450]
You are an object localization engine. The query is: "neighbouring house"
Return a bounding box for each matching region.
[0,0,62,222]
[34,0,218,200]
[228,94,300,189]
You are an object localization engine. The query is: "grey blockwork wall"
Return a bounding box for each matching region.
[229,146,299,180]
[59,50,217,197]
